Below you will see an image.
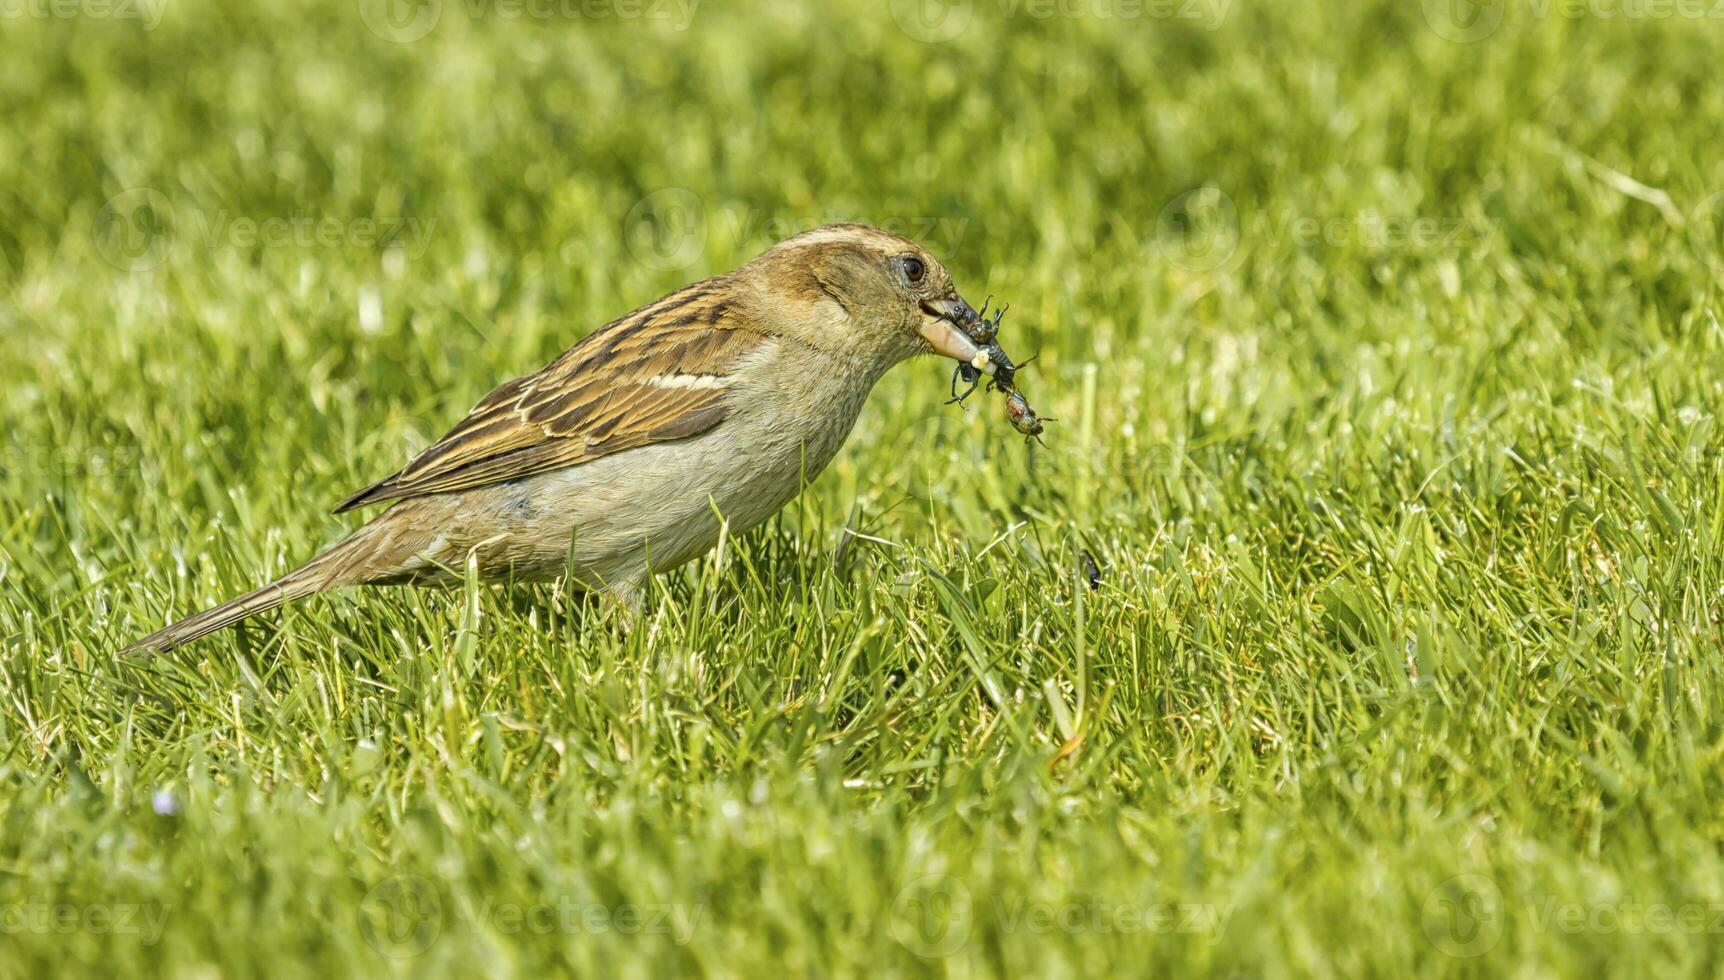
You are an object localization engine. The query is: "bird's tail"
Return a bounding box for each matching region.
[124,512,423,654]
[124,571,328,654]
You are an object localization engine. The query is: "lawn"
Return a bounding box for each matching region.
[3,0,1724,975]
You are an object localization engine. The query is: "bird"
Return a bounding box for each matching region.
[127,223,992,652]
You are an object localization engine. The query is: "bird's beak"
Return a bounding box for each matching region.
[918,295,984,363]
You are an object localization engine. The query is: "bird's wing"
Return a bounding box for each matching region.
[335,280,764,512]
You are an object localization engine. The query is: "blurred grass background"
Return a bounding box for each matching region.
[4,0,1724,975]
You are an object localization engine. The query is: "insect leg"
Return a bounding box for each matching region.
[947,364,981,405]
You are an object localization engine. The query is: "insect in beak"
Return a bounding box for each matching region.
[918,296,985,364]
[944,300,1034,409]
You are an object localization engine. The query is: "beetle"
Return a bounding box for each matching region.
[966,295,1006,345]
[939,294,1052,446]
[1004,389,1055,446]
[946,296,1017,406]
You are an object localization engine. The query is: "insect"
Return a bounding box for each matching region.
[1004,389,1056,446]
[1081,549,1102,590]
[946,296,1025,405]
[946,295,1008,405]
[968,294,1004,344]
[941,296,1054,446]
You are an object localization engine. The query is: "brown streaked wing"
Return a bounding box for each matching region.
[334,282,760,512]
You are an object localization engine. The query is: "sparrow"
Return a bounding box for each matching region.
[128,224,992,652]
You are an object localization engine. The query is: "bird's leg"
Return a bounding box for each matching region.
[598,578,642,631]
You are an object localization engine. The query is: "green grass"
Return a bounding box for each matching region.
[5,0,1724,975]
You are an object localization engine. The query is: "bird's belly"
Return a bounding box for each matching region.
[466,409,856,587]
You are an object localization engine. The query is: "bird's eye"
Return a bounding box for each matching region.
[900,255,926,284]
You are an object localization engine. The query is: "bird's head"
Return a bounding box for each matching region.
[746,223,987,371]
